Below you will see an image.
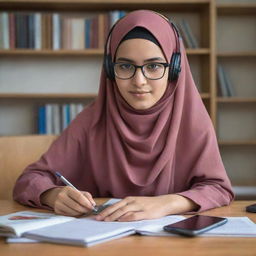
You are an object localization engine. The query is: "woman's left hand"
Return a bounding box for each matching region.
[94,194,197,222]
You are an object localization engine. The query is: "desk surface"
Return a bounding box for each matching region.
[1,200,256,256]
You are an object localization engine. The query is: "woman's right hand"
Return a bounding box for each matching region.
[40,186,96,216]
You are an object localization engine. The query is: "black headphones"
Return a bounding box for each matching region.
[103,12,181,82]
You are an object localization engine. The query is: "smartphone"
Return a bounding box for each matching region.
[246,203,256,213]
[163,215,227,237]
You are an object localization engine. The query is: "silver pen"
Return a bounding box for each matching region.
[55,171,99,213]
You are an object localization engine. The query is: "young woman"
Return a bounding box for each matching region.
[13,10,234,222]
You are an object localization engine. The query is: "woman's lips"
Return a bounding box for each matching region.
[130,91,150,97]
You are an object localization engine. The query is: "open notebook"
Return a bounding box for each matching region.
[24,214,185,246]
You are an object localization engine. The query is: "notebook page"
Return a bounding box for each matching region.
[24,215,186,246]
[136,215,185,236]
[202,217,256,237]
[24,217,137,246]
[0,211,74,237]
[137,217,256,237]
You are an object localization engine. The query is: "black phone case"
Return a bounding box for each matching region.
[163,216,228,237]
[246,203,256,213]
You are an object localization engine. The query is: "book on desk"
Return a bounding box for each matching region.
[1,199,256,247]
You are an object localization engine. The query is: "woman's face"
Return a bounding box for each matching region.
[114,39,169,110]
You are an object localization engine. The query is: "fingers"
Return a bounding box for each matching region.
[95,197,142,222]
[55,201,85,216]
[56,193,87,213]
[82,191,97,207]
[53,187,95,216]
[67,189,95,210]
[117,211,146,222]
[94,196,170,222]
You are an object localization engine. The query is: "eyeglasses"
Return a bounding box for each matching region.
[113,62,170,80]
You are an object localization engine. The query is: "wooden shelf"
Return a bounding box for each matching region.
[217,52,256,57]
[0,0,211,12]
[186,48,210,55]
[217,4,256,15]
[0,49,104,56]
[218,141,256,146]
[0,93,97,99]
[217,97,256,103]
[0,48,210,56]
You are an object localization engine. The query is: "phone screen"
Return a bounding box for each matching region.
[163,215,227,236]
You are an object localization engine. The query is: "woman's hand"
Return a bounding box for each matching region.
[94,194,198,222]
[40,187,96,216]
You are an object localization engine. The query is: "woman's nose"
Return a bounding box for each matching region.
[132,67,147,87]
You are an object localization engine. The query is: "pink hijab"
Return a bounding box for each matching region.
[85,10,232,198]
[14,10,233,210]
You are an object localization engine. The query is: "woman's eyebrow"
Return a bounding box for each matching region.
[116,57,166,62]
[116,57,134,63]
[144,57,166,62]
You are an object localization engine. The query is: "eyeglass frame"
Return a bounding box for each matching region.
[113,62,170,80]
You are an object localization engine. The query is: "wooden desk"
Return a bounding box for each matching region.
[1,200,255,256]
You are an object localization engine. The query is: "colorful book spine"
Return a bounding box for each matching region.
[28,14,35,49]
[71,18,84,50]
[52,13,61,50]
[0,12,10,49]
[217,64,228,97]
[8,13,15,49]
[217,64,235,97]
[34,13,41,50]
[85,19,91,48]
[222,67,235,97]
[38,106,46,134]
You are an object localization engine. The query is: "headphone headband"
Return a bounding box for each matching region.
[103,11,181,82]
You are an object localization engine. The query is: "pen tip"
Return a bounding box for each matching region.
[55,171,61,177]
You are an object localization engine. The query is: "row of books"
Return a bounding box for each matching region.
[0,11,200,50]
[217,64,235,97]
[38,103,85,135]
[0,11,126,50]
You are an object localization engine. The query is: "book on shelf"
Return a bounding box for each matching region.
[0,10,126,50]
[38,103,85,135]
[34,13,42,50]
[52,103,61,134]
[1,199,256,247]
[217,64,235,97]
[178,19,199,49]
[45,104,53,135]
[52,13,61,50]
[38,106,46,134]
[0,12,10,49]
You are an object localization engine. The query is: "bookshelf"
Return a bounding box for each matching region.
[0,0,214,132]
[216,1,256,198]
[0,0,255,198]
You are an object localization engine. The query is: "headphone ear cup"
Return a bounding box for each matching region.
[169,52,181,82]
[104,54,115,80]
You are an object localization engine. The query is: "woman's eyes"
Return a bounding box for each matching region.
[119,63,133,70]
[146,63,162,70]
[118,62,163,70]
